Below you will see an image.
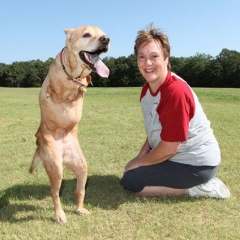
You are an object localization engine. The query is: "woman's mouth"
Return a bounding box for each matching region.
[145,68,155,73]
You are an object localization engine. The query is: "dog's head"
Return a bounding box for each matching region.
[64,26,110,78]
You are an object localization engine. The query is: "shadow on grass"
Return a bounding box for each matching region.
[0,175,128,223]
[0,183,52,223]
[0,174,191,223]
[61,174,137,209]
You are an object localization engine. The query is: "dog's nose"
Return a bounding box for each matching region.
[100,36,110,45]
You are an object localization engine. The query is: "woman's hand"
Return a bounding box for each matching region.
[123,157,141,174]
[123,141,181,175]
[123,138,151,174]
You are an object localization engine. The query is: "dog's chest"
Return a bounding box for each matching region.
[61,103,83,124]
[41,101,84,129]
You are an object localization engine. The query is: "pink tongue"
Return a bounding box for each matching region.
[95,59,110,78]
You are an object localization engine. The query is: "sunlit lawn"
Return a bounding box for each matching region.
[0,87,239,239]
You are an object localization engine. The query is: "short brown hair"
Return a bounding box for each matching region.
[134,23,171,70]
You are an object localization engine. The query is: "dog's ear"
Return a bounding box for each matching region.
[64,28,75,39]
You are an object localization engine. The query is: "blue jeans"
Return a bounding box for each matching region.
[120,161,218,193]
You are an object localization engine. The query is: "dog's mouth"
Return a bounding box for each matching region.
[79,50,109,78]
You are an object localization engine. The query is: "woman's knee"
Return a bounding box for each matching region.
[120,171,143,193]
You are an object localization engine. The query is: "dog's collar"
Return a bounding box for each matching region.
[60,47,92,87]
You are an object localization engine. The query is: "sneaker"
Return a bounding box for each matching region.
[189,177,230,199]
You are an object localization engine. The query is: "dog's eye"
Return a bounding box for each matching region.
[83,33,91,38]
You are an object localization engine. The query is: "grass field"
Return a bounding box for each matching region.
[0,87,239,239]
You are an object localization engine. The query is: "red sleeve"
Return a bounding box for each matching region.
[140,82,149,101]
[158,80,195,142]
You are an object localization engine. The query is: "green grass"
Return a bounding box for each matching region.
[0,87,239,239]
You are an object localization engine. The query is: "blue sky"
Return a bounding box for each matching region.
[0,0,239,64]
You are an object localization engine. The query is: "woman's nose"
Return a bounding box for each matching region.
[145,58,152,65]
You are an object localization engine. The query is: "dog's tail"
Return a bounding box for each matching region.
[29,149,42,173]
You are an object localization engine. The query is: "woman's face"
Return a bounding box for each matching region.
[137,40,168,88]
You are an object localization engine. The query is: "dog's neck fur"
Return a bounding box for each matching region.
[45,50,91,104]
[60,47,91,87]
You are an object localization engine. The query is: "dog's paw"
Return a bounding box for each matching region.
[76,207,91,215]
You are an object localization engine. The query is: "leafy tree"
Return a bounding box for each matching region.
[170,56,188,75]
[216,49,240,87]
[204,59,223,87]
[0,49,240,88]
[178,54,212,87]
[0,63,8,87]
[125,54,145,87]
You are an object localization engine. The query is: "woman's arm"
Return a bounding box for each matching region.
[135,137,152,159]
[124,140,181,173]
[139,140,181,166]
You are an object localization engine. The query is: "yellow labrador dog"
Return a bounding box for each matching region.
[29,26,110,223]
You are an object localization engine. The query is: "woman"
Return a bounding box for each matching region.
[120,24,230,198]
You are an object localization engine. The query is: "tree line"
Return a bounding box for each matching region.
[0,48,240,88]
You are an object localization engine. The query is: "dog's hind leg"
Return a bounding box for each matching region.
[65,136,91,216]
[45,162,66,223]
[47,165,66,223]
[42,146,67,223]
[73,152,91,216]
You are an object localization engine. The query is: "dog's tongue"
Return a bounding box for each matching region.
[88,53,110,78]
[94,59,110,78]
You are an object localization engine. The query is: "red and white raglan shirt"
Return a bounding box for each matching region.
[140,71,220,166]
